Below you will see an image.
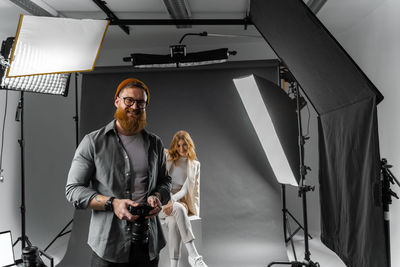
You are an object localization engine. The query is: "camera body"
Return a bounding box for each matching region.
[128,204,153,244]
[128,203,153,217]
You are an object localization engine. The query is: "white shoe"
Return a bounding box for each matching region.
[188,256,208,267]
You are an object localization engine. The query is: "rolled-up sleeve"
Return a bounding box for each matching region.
[65,134,97,209]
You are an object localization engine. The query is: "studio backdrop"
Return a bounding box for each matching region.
[60,60,290,267]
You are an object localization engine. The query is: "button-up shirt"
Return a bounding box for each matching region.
[65,120,171,262]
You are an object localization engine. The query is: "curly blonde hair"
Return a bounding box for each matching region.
[167,130,197,164]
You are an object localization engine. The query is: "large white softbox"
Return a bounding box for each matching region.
[6,15,109,77]
[233,74,300,186]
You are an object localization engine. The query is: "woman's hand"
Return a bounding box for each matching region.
[179,201,188,212]
[162,200,173,216]
[146,195,162,219]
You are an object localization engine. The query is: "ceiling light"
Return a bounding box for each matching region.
[8,0,57,17]
[162,0,192,28]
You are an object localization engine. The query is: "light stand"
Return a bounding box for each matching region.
[14,91,27,251]
[43,73,80,253]
[380,158,399,267]
[12,91,54,267]
[281,184,312,261]
[268,82,319,267]
[2,38,70,267]
[279,67,312,262]
[0,14,107,266]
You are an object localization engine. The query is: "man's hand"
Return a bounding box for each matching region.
[162,200,173,216]
[113,198,140,222]
[146,195,162,219]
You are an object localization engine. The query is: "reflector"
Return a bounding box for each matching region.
[6,15,109,77]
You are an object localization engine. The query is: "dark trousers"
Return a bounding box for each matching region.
[91,243,159,267]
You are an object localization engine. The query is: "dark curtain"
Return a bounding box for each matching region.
[251,0,387,266]
[319,97,386,266]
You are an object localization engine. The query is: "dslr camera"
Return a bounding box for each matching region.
[128,204,154,244]
[128,203,153,217]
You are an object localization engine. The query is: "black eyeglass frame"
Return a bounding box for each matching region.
[118,96,147,109]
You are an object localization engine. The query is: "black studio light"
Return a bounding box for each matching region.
[124,46,236,68]
[123,31,237,68]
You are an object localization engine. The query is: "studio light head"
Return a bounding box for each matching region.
[233,74,300,186]
[123,31,236,68]
[1,37,70,96]
[124,47,236,68]
[0,15,109,96]
[6,15,109,77]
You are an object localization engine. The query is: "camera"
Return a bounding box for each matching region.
[128,203,153,217]
[128,204,153,244]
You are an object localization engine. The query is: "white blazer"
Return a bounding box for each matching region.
[165,150,201,217]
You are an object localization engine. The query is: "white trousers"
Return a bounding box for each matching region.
[160,202,195,259]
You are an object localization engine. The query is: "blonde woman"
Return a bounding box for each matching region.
[160,131,208,267]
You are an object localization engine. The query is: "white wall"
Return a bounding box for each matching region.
[325,0,400,266]
[0,1,29,259]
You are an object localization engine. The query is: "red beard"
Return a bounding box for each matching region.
[114,107,146,135]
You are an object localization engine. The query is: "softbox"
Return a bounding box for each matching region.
[233,74,299,186]
[6,15,109,77]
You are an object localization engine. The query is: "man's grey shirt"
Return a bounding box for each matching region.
[65,120,171,262]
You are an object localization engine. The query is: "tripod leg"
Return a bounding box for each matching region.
[285,213,298,261]
[286,210,312,239]
[267,261,297,267]
[25,235,32,247]
[44,219,73,252]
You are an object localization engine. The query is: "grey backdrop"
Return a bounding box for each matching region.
[58,60,289,267]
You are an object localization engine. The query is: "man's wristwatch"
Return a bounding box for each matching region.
[104,197,115,211]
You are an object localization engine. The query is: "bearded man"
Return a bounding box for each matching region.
[66,78,171,267]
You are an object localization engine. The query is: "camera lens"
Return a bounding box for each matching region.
[130,217,149,244]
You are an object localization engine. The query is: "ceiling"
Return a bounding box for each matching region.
[0,0,388,66]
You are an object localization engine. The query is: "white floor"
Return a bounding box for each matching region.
[32,221,346,267]
[285,232,346,267]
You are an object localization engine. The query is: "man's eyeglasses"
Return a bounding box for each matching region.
[118,96,147,109]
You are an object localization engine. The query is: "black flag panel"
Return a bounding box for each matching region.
[250,0,387,266]
[318,97,386,267]
[250,0,382,115]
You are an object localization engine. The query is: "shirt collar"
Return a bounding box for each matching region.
[104,119,149,137]
[104,120,117,135]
